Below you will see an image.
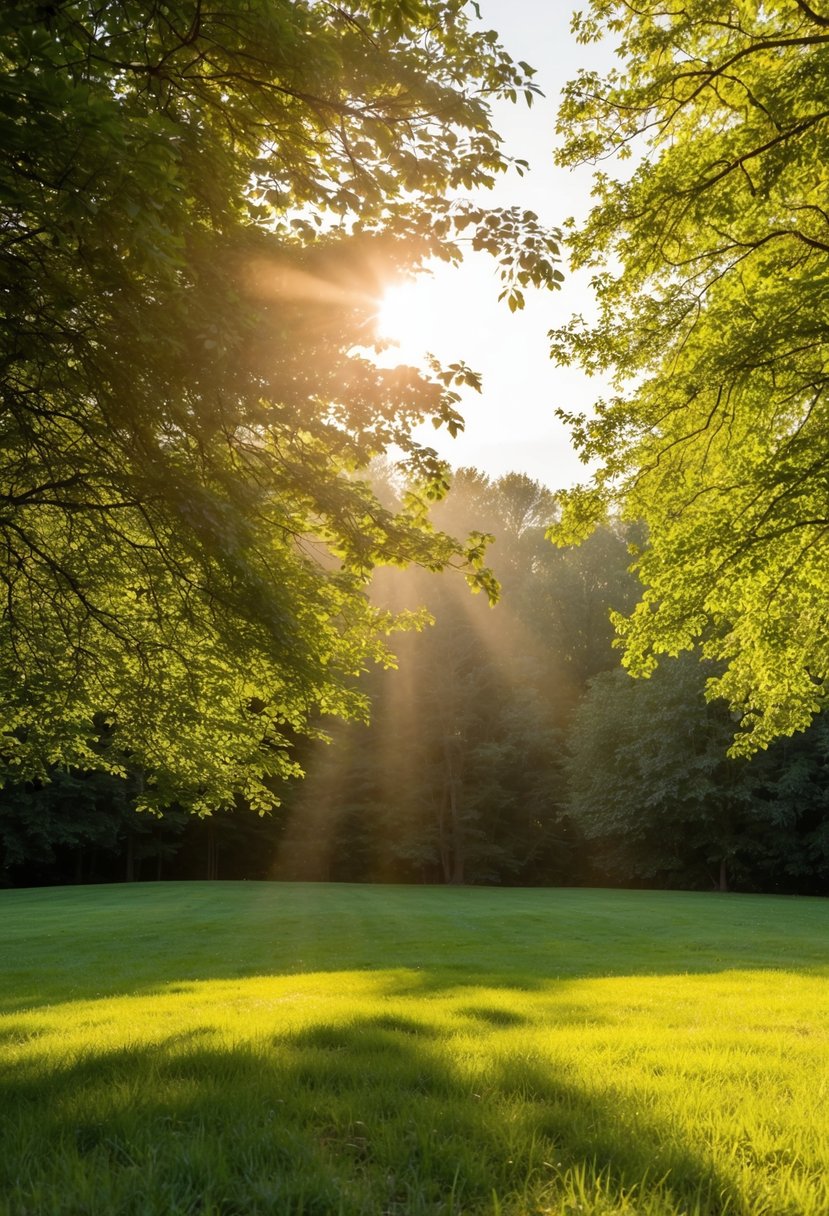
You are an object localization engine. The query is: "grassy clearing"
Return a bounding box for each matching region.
[1,882,827,1216]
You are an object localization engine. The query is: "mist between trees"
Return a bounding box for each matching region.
[3,468,827,895]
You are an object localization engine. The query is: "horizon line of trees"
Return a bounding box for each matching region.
[3,470,827,896]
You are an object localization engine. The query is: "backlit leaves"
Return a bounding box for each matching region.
[0,0,562,809]
[552,0,829,752]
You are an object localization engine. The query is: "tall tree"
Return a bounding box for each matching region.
[565,654,829,892]
[552,0,829,753]
[0,1,561,810]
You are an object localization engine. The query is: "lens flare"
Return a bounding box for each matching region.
[375,281,436,358]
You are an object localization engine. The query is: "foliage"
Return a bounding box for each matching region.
[0,767,199,886]
[277,470,636,885]
[0,1,561,810]
[0,768,130,882]
[566,652,829,891]
[2,882,829,1215]
[4,462,826,893]
[552,0,829,753]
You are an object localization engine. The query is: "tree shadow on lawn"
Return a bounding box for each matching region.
[3,949,824,1021]
[3,882,828,1020]
[1,1013,741,1216]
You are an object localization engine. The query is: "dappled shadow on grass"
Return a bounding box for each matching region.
[3,886,827,1210]
[3,881,828,1017]
[1,1013,739,1216]
[3,953,825,1021]
[455,1005,529,1028]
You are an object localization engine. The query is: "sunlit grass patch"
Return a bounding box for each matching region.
[1,882,827,1214]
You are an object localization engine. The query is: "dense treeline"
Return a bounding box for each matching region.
[2,470,827,894]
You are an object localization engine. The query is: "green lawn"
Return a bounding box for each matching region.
[1,882,827,1215]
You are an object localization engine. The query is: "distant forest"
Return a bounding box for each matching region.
[3,471,827,895]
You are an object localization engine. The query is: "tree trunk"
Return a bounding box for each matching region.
[442,732,466,884]
[127,768,144,882]
[435,786,452,884]
[719,856,729,892]
[206,818,218,880]
[125,831,135,883]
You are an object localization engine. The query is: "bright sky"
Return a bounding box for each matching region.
[379,1,618,492]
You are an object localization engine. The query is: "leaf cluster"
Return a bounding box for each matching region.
[552,0,829,752]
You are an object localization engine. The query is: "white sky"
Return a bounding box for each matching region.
[388,0,619,492]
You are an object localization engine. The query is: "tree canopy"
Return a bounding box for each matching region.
[0,1,561,810]
[552,0,829,753]
[566,652,829,892]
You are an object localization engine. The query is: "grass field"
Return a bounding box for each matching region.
[1,882,827,1216]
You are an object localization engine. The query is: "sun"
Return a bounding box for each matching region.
[375,280,436,360]
[370,265,485,371]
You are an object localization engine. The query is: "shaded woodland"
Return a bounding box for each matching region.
[3,472,827,895]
